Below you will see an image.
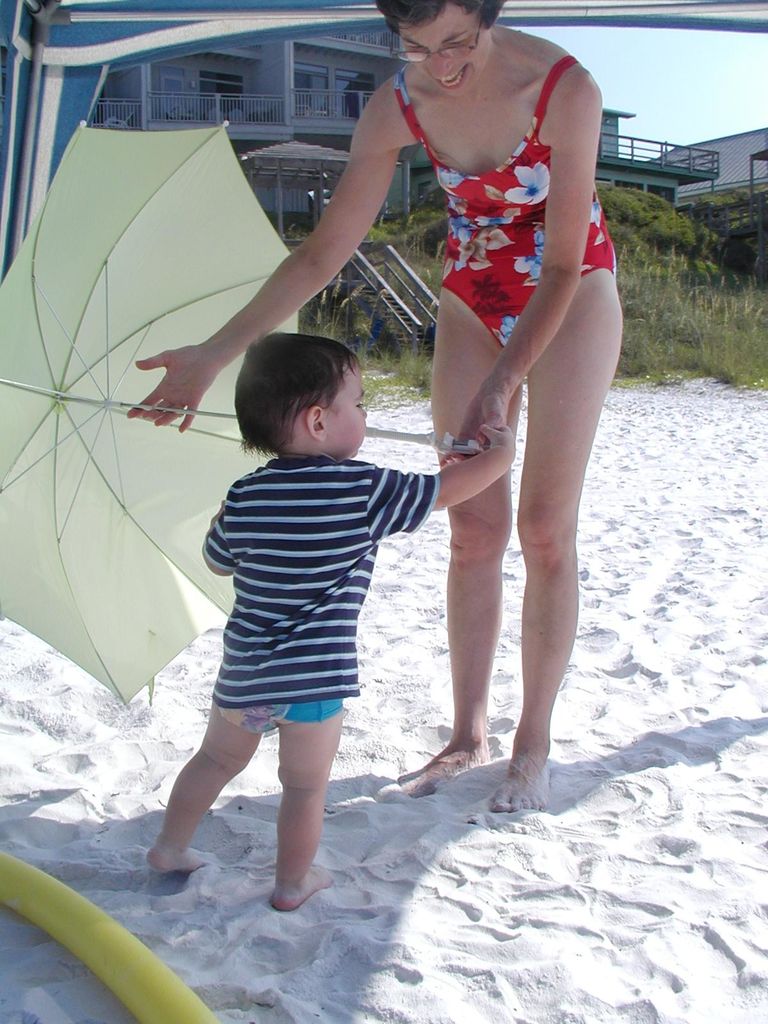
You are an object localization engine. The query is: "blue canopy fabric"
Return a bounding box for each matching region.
[2,0,768,277]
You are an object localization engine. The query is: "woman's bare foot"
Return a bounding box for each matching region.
[490,752,550,813]
[147,842,206,873]
[271,866,333,912]
[398,741,490,798]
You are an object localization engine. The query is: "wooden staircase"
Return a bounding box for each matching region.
[314,242,439,352]
[683,192,767,284]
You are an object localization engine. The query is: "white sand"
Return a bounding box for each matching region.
[1,380,767,1024]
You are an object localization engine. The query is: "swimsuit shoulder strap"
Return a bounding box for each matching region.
[393,69,438,161]
[532,54,579,130]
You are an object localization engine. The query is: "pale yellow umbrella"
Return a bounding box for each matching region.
[0,125,296,702]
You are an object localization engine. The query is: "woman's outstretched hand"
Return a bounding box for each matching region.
[127,344,222,432]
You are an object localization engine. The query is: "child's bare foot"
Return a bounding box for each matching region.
[490,753,550,813]
[398,741,490,798]
[147,842,206,873]
[271,866,332,912]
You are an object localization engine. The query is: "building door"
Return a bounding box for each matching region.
[157,66,186,120]
[293,62,329,117]
[199,69,243,121]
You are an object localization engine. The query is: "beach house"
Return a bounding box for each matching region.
[88,31,721,220]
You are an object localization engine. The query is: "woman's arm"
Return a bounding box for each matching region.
[460,64,604,436]
[129,86,410,431]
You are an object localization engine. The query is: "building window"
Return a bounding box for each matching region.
[294,62,329,91]
[158,66,185,93]
[648,184,675,203]
[335,69,374,118]
[199,70,243,95]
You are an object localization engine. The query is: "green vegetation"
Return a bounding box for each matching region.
[603,187,767,387]
[301,186,768,397]
[618,249,767,388]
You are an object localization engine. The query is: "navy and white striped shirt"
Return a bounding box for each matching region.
[205,455,440,708]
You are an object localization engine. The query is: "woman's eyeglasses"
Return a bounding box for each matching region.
[394,26,481,64]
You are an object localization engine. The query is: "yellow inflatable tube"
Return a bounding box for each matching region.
[0,851,218,1024]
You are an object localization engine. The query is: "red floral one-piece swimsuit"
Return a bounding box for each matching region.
[394,55,616,346]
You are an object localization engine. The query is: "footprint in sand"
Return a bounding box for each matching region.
[579,627,620,652]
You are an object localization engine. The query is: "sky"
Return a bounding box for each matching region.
[527,25,767,145]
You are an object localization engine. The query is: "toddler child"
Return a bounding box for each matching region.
[148,332,515,910]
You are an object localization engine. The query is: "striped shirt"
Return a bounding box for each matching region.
[205,455,440,708]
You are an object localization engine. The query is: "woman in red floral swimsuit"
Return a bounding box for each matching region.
[131,0,623,814]
[394,54,616,345]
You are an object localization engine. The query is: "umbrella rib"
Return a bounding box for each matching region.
[105,260,111,399]
[109,321,158,408]
[57,406,118,543]
[0,404,105,495]
[34,276,109,402]
[101,266,130,509]
[106,403,128,510]
[0,378,237,422]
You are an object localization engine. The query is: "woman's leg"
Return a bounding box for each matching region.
[272,711,344,911]
[491,270,622,811]
[400,290,521,797]
[148,706,262,872]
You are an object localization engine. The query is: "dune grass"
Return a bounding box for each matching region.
[616,251,768,388]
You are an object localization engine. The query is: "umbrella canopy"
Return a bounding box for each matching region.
[0,124,296,701]
[3,1,768,276]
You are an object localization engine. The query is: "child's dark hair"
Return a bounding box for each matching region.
[235,332,358,456]
[376,0,503,33]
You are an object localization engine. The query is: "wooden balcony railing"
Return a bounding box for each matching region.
[147,92,285,124]
[92,90,372,129]
[325,29,399,51]
[599,134,719,176]
[90,98,142,129]
[291,89,372,120]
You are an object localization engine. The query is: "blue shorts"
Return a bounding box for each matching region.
[215,699,344,735]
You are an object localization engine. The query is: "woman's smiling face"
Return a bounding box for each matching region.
[398,4,490,91]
